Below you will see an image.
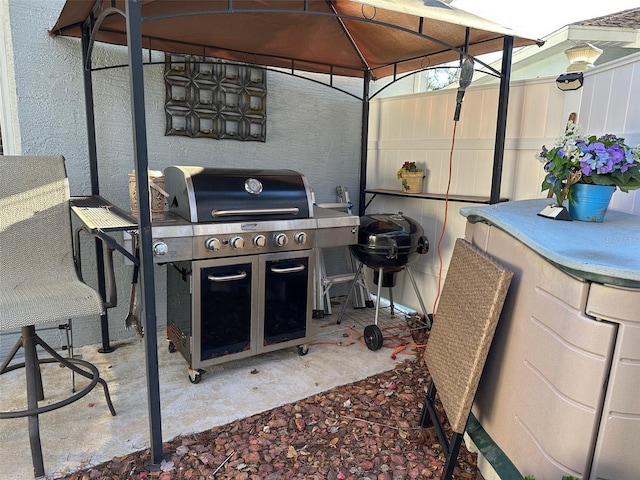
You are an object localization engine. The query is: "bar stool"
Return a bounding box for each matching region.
[0,155,116,479]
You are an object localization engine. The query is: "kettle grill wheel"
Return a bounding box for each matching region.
[363,324,384,351]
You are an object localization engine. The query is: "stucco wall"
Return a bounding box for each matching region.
[1,0,363,352]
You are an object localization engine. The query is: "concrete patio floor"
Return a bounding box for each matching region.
[0,299,426,480]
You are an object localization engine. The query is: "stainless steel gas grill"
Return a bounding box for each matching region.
[147,166,358,383]
[150,167,317,263]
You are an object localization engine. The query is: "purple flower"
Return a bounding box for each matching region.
[608,144,625,163]
[536,123,640,200]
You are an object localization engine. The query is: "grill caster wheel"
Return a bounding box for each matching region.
[168,341,176,353]
[364,324,383,351]
[298,344,309,356]
[188,368,204,384]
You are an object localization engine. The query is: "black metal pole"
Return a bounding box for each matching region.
[81,16,113,353]
[125,0,164,466]
[358,70,371,217]
[490,36,513,204]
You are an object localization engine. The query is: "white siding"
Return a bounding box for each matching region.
[367,52,640,312]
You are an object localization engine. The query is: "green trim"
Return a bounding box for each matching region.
[466,413,522,480]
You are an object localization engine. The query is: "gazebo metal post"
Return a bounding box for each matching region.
[490,35,514,204]
[125,0,164,467]
[81,16,113,354]
[358,70,371,217]
[82,17,114,353]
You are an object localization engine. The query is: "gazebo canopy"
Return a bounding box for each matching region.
[51,0,540,80]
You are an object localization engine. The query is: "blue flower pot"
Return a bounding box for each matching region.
[568,184,616,222]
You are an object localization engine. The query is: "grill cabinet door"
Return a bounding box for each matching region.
[261,251,311,349]
[194,257,259,367]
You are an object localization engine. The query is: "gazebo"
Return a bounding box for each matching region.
[50,0,539,467]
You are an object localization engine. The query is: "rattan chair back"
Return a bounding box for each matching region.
[420,238,513,480]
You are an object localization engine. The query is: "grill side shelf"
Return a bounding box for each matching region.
[70,195,140,266]
[70,195,138,233]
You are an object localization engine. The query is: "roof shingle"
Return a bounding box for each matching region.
[574,7,640,29]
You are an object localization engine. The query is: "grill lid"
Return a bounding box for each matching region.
[164,166,313,223]
[350,213,429,269]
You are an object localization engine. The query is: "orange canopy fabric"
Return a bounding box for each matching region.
[50,0,540,80]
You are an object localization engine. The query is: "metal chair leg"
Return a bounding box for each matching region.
[35,333,116,416]
[442,433,464,480]
[337,262,365,324]
[405,266,431,328]
[23,326,45,478]
[0,325,117,479]
[419,380,465,480]
[373,267,384,326]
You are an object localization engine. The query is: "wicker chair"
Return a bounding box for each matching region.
[419,238,513,480]
[0,155,116,479]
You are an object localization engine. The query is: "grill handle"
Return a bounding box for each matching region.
[207,271,247,282]
[270,265,305,274]
[211,208,299,217]
[387,238,398,260]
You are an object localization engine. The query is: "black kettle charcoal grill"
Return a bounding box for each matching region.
[339,212,431,350]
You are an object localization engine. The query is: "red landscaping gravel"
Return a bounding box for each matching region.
[59,354,482,480]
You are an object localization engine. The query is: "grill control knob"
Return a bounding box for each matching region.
[253,234,267,248]
[274,233,289,247]
[152,241,168,257]
[294,231,308,245]
[230,236,245,249]
[205,237,221,252]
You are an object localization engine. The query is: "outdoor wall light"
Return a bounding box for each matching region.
[564,43,603,72]
[556,72,584,91]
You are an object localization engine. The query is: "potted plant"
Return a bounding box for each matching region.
[396,161,424,193]
[536,121,640,221]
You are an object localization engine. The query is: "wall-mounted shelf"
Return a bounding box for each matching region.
[364,188,509,210]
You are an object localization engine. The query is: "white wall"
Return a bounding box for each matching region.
[367,52,640,313]
[578,53,640,214]
[0,0,20,154]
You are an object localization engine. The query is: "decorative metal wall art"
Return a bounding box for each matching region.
[164,54,267,141]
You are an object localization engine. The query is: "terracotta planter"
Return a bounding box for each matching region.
[400,171,424,193]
